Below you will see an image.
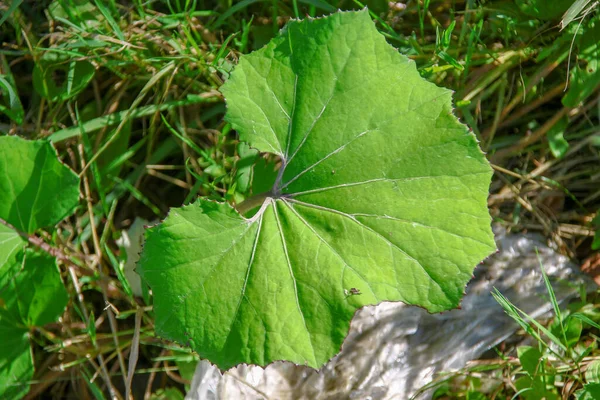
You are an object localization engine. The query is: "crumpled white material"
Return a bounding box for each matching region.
[179,227,591,399]
[118,218,151,297]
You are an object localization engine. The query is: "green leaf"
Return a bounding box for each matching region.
[139,10,495,370]
[0,0,23,26]
[593,213,600,250]
[518,346,543,376]
[250,156,279,196]
[0,249,68,399]
[48,0,101,28]
[0,223,24,290]
[0,57,24,125]
[552,315,582,349]
[0,136,75,398]
[516,0,573,20]
[49,96,218,142]
[562,0,596,30]
[4,250,69,327]
[563,16,600,107]
[0,75,24,124]
[576,383,600,400]
[234,142,259,194]
[0,309,31,400]
[586,360,600,383]
[547,116,569,158]
[515,375,559,400]
[0,136,80,234]
[150,388,185,400]
[32,54,95,102]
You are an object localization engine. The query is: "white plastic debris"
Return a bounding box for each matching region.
[117,218,152,297]
[184,227,592,399]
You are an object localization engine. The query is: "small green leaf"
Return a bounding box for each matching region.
[0,136,80,234]
[87,311,97,347]
[516,0,573,20]
[547,117,569,158]
[0,75,24,124]
[139,10,495,370]
[150,388,185,400]
[576,383,600,400]
[250,156,279,196]
[437,50,464,71]
[33,55,95,102]
[561,316,583,348]
[0,223,24,290]
[48,0,101,28]
[586,360,600,383]
[593,213,600,250]
[0,0,23,26]
[518,346,543,376]
[3,249,68,328]
[234,143,259,194]
[562,0,596,30]
[563,16,600,107]
[515,375,559,400]
[0,309,31,400]
[440,20,456,49]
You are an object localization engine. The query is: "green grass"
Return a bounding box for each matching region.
[1,0,599,398]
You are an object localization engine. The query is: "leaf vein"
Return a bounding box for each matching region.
[286,198,452,301]
[282,200,380,300]
[272,201,317,365]
[289,172,490,197]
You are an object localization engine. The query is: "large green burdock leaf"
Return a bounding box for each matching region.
[138,10,495,370]
[0,136,80,233]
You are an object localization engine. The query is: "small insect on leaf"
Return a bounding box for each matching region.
[344,288,362,297]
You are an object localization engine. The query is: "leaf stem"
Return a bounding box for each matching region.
[235,192,272,216]
[0,217,76,263]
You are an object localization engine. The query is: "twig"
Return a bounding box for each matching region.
[0,217,68,261]
[126,309,143,399]
[491,107,570,163]
[67,264,119,399]
[78,144,129,395]
[144,349,166,400]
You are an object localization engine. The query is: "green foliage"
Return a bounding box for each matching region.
[593,213,600,250]
[562,0,598,29]
[563,16,600,107]
[0,250,69,398]
[585,360,600,382]
[0,310,31,399]
[0,68,24,124]
[0,138,78,398]
[0,224,24,290]
[576,383,600,399]
[139,10,495,370]
[0,0,598,397]
[436,260,600,398]
[515,0,573,20]
[0,136,80,234]
[32,55,95,102]
[515,344,557,400]
[517,345,543,376]
[547,116,569,158]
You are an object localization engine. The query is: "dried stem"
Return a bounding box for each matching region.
[78,144,129,396]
